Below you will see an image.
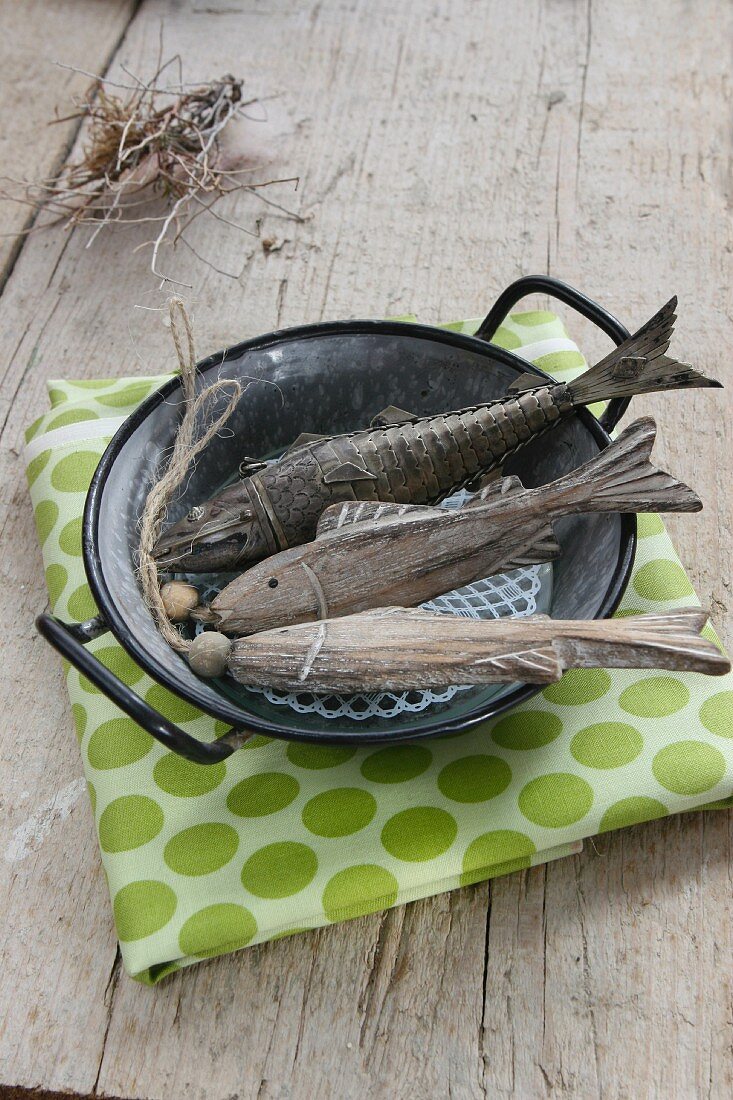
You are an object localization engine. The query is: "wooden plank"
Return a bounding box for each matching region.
[0,0,731,1097]
[0,0,138,285]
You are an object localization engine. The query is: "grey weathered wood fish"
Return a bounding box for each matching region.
[196,417,700,637]
[153,298,721,571]
[222,607,729,692]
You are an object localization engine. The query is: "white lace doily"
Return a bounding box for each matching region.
[192,487,552,721]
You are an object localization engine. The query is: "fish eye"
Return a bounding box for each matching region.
[268,578,279,589]
[187,505,205,523]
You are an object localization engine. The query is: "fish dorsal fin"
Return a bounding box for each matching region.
[468,473,526,506]
[500,524,561,570]
[507,372,542,393]
[322,458,379,484]
[284,432,328,454]
[370,404,418,427]
[316,500,438,535]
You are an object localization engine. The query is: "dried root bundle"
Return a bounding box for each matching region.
[2,57,297,283]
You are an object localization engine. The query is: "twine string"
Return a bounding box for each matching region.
[137,297,243,653]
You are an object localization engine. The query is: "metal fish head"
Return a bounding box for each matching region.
[152,482,272,572]
[209,551,322,636]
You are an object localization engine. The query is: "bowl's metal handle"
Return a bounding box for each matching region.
[477,274,632,433]
[36,613,246,764]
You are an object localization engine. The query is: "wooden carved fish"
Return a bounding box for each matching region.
[224,607,729,692]
[153,297,721,572]
[199,417,701,637]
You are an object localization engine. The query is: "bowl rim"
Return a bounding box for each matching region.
[83,317,637,744]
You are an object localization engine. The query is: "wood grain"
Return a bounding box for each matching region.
[1,0,731,1097]
[209,416,701,637]
[227,607,727,692]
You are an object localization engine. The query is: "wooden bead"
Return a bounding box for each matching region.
[160,581,200,622]
[188,631,232,678]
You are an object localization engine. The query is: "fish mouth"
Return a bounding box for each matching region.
[152,522,249,568]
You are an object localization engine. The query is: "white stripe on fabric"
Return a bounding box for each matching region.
[23,416,127,465]
[516,336,579,365]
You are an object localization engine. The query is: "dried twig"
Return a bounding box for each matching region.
[2,58,299,283]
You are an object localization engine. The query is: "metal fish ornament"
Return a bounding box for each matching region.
[220,607,729,693]
[197,417,700,637]
[153,297,721,572]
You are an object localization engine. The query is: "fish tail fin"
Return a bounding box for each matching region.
[540,416,702,515]
[568,298,722,406]
[556,608,730,676]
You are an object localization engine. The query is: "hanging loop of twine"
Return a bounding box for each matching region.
[137,297,243,653]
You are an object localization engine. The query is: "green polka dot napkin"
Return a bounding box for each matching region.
[25,312,732,984]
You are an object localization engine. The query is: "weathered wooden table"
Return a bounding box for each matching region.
[2,2,731,1096]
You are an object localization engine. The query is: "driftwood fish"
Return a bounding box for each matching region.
[224,607,729,692]
[153,297,720,572]
[199,417,700,636]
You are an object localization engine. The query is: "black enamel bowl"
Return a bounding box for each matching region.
[37,276,636,763]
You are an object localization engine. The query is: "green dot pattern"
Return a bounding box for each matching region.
[241,842,318,898]
[164,823,239,876]
[360,744,432,783]
[153,754,227,797]
[492,710,563,749]
[652,741,726,795]
[381,807,458,861]
[227,772,300,817]
[71,702,87,741]
[323,864,399,921]
[34,499,58,545]
[286,743,357,769]
[437,755,512,802]
[179,904,257,958]
[302,787,377,837]
[699,692,733,738]
[461,830,536,886]
[598,797,669,832]
[26,448,52,486]
[99,795,164,853]
[144,684,202,723]
[94,645,145,687]
[67,583,97,622]
[51,452,101,493]
[87,717,153,770]
[114,881,177,942]
[47,408,100,431]
[45,563,68,608]
[618,676,691,717]
[633,560,695,601]
[637,513,665,539]
[24,322,733,983]
[58,517,83,556]
[570,723,644,769]
[543,669,612,706]
[95,380,159,407]
[518,774,594,827]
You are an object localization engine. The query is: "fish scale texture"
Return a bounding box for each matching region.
[259,383,574,546]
